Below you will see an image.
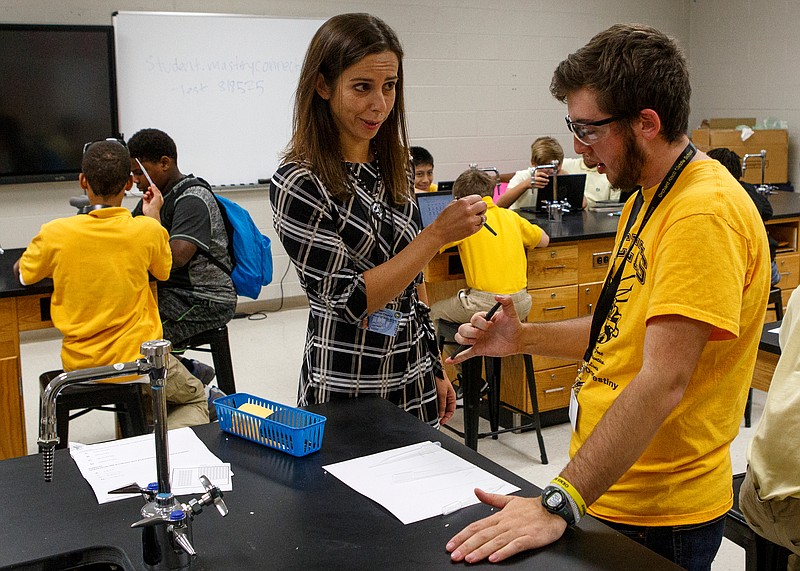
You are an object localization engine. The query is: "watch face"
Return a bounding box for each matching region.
[544,489,566,510]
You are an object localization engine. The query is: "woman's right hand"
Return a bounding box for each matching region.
[429,194,488,244]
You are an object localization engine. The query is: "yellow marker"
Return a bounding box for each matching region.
[238,402,273,419]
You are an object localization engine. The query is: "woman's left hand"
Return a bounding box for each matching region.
[435,371,456,424]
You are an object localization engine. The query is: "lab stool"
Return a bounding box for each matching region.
[174,325,236,395]
[724,473,791,571]
[745,288,784,427]
[437,320,548,464]
[39,369,149,450]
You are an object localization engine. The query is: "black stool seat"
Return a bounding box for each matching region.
[39,369,148,450]
[437,319,547,464]
[174,325,236,395]
[724,473,791,571]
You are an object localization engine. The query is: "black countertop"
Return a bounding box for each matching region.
[0,398,679,570]
[518,188,800,244]
[760,321,781,354]
[0,247,52,299]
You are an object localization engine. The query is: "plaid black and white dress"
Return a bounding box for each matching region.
[270,160,443,427]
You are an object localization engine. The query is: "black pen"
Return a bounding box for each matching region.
[483,221,497,235]
[452,301,503,359]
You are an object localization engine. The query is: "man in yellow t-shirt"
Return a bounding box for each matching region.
[445,24,770,570]
[15,140,208,430]
[430,167,548,328]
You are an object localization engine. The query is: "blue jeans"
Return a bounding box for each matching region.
[597,515,726,571]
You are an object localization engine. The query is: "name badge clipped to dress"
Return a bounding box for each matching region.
[367,308,402,337]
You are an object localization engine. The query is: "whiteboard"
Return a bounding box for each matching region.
[113,12,324,187]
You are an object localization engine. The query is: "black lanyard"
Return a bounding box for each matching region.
[583,142,697,363]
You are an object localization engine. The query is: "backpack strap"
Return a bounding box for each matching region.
[176,176,234,275]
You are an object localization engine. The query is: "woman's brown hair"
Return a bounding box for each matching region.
[283,13,411,204]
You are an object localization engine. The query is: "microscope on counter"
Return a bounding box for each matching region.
[38,340,228,571]
[531,160,570,223]
[742,149,775,195]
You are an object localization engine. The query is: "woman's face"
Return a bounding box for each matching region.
[316,50,399,162]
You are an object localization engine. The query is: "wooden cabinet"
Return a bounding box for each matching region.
[767,215,800,316]
[0,298,26,459]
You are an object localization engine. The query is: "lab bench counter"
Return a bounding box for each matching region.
[0,397,680,571]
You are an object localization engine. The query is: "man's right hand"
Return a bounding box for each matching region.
[446,296,523,364]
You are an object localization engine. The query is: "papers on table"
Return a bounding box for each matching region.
[323,441,520,525]
[69,427,232,504]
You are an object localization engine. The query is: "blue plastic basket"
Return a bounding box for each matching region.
[214,393,326,457]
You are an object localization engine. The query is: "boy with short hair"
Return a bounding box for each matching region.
[430,167,549,330]
[14,140,208,431]
[496,136,565,210]
[411,146,437,193]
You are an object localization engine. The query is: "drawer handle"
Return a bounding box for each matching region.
[544,305,567,311]
[544,387,565,393]
[544,265,567,270]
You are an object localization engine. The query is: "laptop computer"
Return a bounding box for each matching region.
[532,174,587,213]
[415,190,453,228]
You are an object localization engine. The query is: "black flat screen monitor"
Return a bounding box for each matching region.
[416,190,453,228]
[535,174,586,213]
[0,24,119,184]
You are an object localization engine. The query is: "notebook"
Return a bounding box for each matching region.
[416,190,453,228]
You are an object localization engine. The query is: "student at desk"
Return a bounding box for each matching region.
[270,13,487,428]
[495,136,564,210]
[411,146,437,193]
[430,167,549,338]
[13,140,208,429]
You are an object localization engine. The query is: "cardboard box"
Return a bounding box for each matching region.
[692,128,788,184]
[700,118,756,129]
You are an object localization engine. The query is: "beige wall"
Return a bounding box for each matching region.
[21,0,797,306]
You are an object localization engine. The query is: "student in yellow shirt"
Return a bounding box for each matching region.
[430,167,549,334]
[14,140,208,430]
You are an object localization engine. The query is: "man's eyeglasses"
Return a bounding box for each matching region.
[565,115,624,146]
[83,138,127,154]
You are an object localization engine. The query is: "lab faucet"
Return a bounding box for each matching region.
[38,339,228,570]
[531,160,569,222]
[742,149,773,194]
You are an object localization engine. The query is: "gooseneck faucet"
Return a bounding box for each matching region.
[38,340,227,570]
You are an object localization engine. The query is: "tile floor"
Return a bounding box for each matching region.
[19,305,764,570]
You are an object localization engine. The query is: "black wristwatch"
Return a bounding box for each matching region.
[541,485,576,526]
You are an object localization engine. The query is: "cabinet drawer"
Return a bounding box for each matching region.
[534,365,578,412]
[528,246,578,289]
[16,294,54,332]
[0,299,20,359]
[776,253,799,290]
[528,285,578,322]
[578,281,603,317]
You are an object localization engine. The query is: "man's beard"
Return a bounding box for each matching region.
[609,127,645,190]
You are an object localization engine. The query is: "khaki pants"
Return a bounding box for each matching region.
[430,287,531,328]
[141,355,209,429]
[740,468,800,569]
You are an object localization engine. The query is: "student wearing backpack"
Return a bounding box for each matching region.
[129,129,237,384]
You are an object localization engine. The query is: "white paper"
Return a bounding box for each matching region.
[323,441,520,525]
[69,427,232,504]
